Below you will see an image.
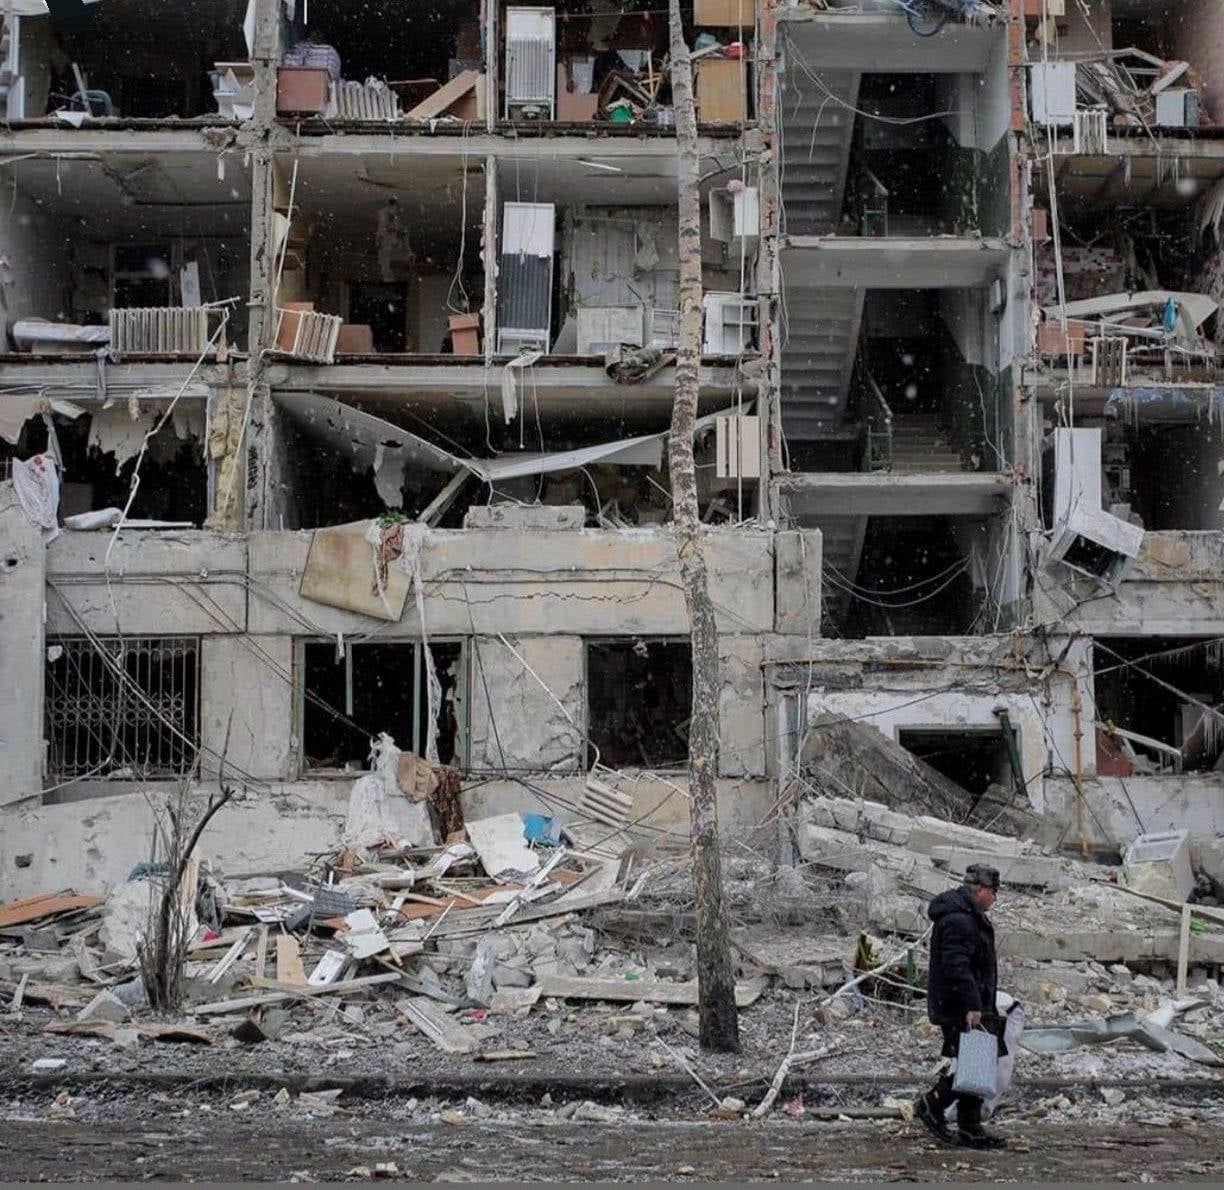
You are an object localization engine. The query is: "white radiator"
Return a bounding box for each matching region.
[330,79,399,121]
[505,8,555,117]
[276,307,342,364]
[109,307,209,355]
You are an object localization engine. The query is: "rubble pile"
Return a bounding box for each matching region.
[2,778,1223,1112]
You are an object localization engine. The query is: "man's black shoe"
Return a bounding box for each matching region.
[914,1095,956,1145]
[956,1126,1007,1151]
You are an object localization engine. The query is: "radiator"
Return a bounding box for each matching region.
[276,308,342,364]
[507,38,553,104]
[505,7,554,117]
[109,307,209,355]
[331,79,399,121]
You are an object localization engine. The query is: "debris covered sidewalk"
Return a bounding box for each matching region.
[3,766,1224,1128]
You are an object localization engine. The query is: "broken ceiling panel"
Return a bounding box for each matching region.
[277,393,737,492]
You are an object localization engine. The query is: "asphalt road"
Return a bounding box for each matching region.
[1,1115,1220,1182]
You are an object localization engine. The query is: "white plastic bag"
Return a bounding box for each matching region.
[952,1028,999,1100]
[985,995,1024,1119]
[946,993,1023,1121]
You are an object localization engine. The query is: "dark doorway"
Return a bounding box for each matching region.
[587,639,692,770]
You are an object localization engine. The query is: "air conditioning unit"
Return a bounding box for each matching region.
[1047,506,1143,585]
[109,307,209,355]
[1155,88,1199,129]
[330,79,400,121]
[505,7,555,120]
[496,201,555,355]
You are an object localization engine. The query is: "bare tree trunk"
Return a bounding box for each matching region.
[668,0,740,1054]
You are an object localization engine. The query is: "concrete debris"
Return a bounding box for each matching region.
[6,773,1224,1122]
[76,990,130,1024]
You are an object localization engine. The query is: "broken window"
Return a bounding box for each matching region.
[300,640,465,772]
[498,1,744,126]
[32,0,251,120]
[586,639,691,770]
[1094,637,1224,775]
[897,727,1015,803]
[0,408,207,525]
[45,636,200,782]
[1,154,250,354]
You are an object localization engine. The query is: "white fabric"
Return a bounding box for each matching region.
[11,453,60,534]
[343,732,432,848]
[12,320,110,347]
[398,524,442,764]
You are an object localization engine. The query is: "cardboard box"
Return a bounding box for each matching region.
[695,58,747,124]
[336,323,374,354]
[1023,0,1065,16]
[557,63,598,121]
[695,0,754,26]
[448,312,480,356]
[277,66,330,115]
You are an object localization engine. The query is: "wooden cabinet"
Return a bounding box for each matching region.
[694,58,747,124]
[695,0,755,27]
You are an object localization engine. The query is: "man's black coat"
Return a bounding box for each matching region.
[926,885,999,1029]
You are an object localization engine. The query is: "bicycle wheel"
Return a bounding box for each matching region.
[907,1,950,36]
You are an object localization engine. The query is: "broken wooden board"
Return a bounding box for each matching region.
[534,974,768,1007]
[275,935,307,985]
[299,522,409,622]
[192,972,403,1017]
[0,979,94,1009]
[0,892,104,929]
[399,996,498,1054]
[44,1020,213,1045]
[427,887,627,938]
[404,69,483,121]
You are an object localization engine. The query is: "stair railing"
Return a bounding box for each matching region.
[862,371,893,472]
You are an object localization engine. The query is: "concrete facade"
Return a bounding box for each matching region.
[1,0,1222,898]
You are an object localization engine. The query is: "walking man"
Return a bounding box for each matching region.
[915,863,1007,1150]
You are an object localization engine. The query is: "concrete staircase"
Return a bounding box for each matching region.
[780,69,860,237]
[887,413,963,473]
[781,287,865,441]
[779,67,863,443]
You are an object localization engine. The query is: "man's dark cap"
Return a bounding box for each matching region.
[965,863,1001,892]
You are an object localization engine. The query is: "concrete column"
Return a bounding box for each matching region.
[200,635,295,782]
[0,485,45,806]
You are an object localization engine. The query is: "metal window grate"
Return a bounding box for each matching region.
[45,636,200,780]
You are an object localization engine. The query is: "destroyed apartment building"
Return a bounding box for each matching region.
[2,0,1224,1102]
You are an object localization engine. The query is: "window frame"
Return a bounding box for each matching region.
[294,636,468,776]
